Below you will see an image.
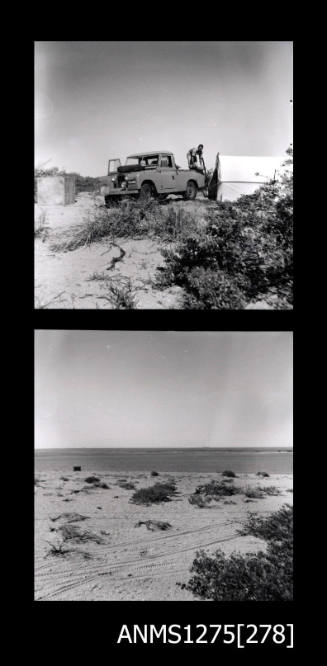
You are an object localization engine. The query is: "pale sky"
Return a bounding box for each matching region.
[35,41,293,177]
[35,331,293,449]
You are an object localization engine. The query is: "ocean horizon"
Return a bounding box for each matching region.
[35,447,293,474]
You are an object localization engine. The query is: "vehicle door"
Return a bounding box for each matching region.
[158,154,178,191]
[108,158,121,175]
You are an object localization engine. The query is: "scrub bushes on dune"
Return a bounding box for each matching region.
[157,147,293,310]
[180,505,293,600]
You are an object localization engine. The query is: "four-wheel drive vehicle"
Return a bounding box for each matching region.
[100,152,206,206]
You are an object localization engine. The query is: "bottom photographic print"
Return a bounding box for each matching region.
[34,329,293,604]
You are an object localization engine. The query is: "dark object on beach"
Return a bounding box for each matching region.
[135,520,172,531]
[256,471,270,477]
[222,470,237,478]
[84,476,100,484]
[73,466,81,471]
[151,471,159,477]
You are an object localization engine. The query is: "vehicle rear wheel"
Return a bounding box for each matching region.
[139,183,155,201]
[184,180,197,200]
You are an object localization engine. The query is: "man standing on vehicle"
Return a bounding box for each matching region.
[187,144,205,172]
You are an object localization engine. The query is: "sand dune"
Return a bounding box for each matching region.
[34,470,293,601]
[34,193,212,309]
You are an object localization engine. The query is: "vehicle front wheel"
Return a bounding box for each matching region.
[184,180,198,200]
[139,183,155,201]
[105,195,119,207]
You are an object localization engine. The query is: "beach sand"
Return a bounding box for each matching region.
[34,193,213,310]
[34,470,293,601]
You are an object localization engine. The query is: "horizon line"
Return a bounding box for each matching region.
[35,445,293,451]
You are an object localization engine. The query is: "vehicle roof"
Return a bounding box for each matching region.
[127,151,173,158]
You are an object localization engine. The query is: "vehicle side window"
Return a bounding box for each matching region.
[161,156,173,167]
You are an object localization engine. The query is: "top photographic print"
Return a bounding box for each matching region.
[34,41,293,310]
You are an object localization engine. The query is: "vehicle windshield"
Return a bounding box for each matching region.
[126,155,159,167]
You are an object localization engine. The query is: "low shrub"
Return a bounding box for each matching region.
[157,148,293,309]
[135,520,172,531]
[58,524,105,544]
[243,487,265,499]
[188,494,213,508]
[181,505,293,600]
[194,480,238,498]
[239,504,293,543]
[44,539,72,557]
[260,486,281,496]
[256,471,270,477]
[97,278,137,309]
[118,481,136,490]
[222,470,237,478]
[130,481,177,505]
[84,476,100,484]
[151,470,159,477]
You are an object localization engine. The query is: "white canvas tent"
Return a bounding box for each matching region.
[209,155,287,202]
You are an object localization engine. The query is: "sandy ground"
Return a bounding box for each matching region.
[34,192,214,309]
[34,470,293,601]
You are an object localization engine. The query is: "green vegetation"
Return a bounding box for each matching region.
[180,505,293,600]
[130,481,177,505]
[222,470,237,478]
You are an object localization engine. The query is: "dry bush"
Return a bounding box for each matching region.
[180,505,293,600]
[135,520,172,531]
[130,481,177,505]
[188,494,213,508]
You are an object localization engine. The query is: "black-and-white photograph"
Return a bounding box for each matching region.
[35,41,293,310]
[35,330,293,601]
